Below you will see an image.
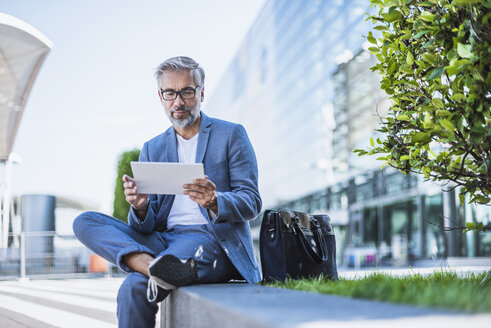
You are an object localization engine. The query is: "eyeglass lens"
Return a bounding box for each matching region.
[162,87,197,100]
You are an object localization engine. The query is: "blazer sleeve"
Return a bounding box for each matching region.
[127,142,160,233]
[212,124,262,224]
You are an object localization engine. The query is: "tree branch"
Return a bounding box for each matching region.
[468,4,482,43]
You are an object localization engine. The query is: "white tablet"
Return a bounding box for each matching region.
[130,162,204,195]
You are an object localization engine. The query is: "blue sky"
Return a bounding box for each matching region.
[1,0,266,212]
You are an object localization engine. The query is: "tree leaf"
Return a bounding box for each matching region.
[422,39,435,49]
[446,64,464,76]
[426,67,445,80]
[447,49,457,61]
[413,30,431,39]
[400,66,413,74]
[457,43,473,59]
[374,25,389,31]
[431,98,444,109]
[420,11,436,22]
[407,52,414,65]
[436,109,452,117]
[454,0,483,5]
[396,114,411,121]
[412,132,431,143]
[423,166,431,178]
[466,222,476,230]
[422,53,438,65]
[440,119,455,132]
[383,10,402,23]
[473,195,490,204]
[459,192,466,205]
[367,31,377,44]
[450,93,466,102]
[388,62,397,75]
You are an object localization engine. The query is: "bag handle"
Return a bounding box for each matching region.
[292,216,329,263]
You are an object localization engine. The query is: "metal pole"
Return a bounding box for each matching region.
[417,195,425,258]
[442,188,457,257]
[2,158,12,250]
[20,231,26,279]
[11,196,20,248]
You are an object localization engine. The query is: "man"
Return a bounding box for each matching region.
[73,56,262,328]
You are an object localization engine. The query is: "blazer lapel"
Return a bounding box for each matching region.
[196,112,212,164]
[164,128,179,163]
[157,127,178,229]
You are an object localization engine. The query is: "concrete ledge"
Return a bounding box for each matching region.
[161,283,491,328]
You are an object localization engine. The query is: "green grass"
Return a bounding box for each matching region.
[268,270,491,313]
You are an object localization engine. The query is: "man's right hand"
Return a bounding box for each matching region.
[123,175,148,210]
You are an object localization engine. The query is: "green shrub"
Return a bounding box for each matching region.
[355,0,490,208]
[113,149,140,223]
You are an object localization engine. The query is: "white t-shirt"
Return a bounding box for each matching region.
[166,133,208,229]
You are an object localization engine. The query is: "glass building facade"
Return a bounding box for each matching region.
[207,0,376,207]
[206,0,491,265]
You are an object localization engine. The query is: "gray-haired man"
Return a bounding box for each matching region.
[74,56,261,328]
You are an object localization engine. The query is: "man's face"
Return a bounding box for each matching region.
[159,69,204,129]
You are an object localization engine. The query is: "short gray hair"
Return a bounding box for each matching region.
[154,56,205,88]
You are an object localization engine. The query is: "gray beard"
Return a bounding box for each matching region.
[167,107,199,128]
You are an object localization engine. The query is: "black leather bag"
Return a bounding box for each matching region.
[259,209,338,282]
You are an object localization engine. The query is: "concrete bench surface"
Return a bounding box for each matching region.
[161,283,490,328]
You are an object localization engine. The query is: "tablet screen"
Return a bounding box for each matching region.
[130,162,204,195]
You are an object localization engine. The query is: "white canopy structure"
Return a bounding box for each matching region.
[0,13,52,251]
[0,12,52,161]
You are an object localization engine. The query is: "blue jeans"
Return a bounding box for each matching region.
[73,211,235,328]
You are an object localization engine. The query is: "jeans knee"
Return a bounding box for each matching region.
[72,211,99,238]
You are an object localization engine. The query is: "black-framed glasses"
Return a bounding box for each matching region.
[160,85,200,101]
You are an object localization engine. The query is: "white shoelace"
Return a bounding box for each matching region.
[147,277,159,303]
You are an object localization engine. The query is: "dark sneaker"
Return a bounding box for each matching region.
[146,284,170,303]
[146,254,198,302]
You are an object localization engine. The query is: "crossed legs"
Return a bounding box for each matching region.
[73,211,235,328]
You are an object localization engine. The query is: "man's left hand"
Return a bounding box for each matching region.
[183,176,218,212]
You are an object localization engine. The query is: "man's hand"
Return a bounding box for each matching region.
[183,176,218,213]
[122,175,148,211]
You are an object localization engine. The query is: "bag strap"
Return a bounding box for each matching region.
[292,216,329,263]
[311,218,329,262]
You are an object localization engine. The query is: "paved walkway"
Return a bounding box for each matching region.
[0,277,147,328]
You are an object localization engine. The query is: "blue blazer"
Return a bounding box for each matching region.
[128,112,262,284]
